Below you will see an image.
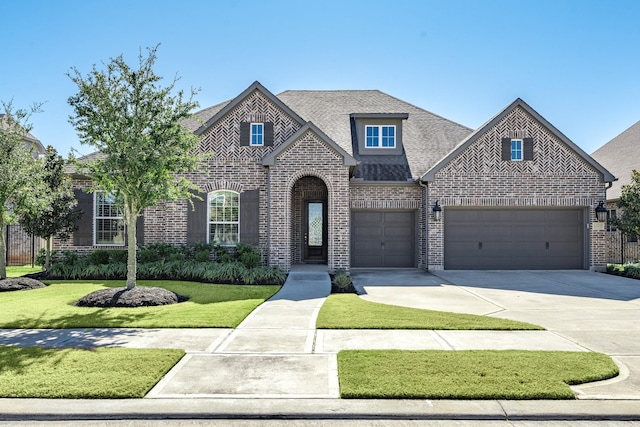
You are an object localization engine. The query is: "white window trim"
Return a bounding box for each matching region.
[93,191,125,246]
[365,125,396,148]
[207,190,240,245]
[250,123,264,146]
[511,138,523,161]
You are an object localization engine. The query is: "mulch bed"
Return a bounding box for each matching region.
[0,277,47,292]
[75,286,188,307]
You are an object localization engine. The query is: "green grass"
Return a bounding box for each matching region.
[0,345,183,398]
[317,294,542,330]
[0,280,280,328]
[338,350,619,399]
[5,265,43,277]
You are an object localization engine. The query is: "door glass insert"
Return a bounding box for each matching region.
[308,202,323,246]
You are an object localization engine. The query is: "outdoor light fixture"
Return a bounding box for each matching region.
[595,201,607,222]
[432,200,442,221]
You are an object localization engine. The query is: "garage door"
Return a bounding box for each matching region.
[444,209,585,270]
[351,211,416,267]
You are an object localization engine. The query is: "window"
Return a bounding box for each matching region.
[511,139,523,161]
[365,125,395,148]
[94,191,125,245]
[208,190,239,244]
[250,123,264,146]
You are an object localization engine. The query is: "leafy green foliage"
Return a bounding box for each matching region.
[67,45,202,289]
[18,146,82,270]
[0,346,184,398]
[605,262,640,279]
[613,170,640,237]
[337,350,618,399]
[45,244,285,285]
[0,101,49,278]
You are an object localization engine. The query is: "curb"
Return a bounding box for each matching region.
[1,399,640,421]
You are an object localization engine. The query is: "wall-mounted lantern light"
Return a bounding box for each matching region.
[432,200,442,222]
[595,201,607,222]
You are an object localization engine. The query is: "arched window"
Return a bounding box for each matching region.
[208,190,239,244]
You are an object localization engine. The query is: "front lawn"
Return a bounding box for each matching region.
[0,345,183,398]
[0,281,280,328]
[5,265,42,277]
[317,294,542,330]
[338,350,619,399]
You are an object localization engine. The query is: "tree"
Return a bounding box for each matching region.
[0,101,48,279]
[614,169,640,237]
[19,146,82,270]
[67,45,201,289]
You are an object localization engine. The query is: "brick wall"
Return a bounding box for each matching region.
[427,106,608,270]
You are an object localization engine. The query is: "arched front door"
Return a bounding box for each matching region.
[292,176,328,264]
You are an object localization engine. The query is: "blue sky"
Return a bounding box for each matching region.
[2,0,639,157]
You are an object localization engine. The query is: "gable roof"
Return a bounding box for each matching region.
[276,90,472,180]
[591,120,640,201]
[192,81,306,135]
[421,98,616,183]
[262,121,357,167]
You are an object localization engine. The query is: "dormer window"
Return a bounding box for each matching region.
[251,123,264,146]
[365,125,396,148]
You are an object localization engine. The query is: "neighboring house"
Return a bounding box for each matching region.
[59,81,615,271]
[0,114,47,265]
[591,121,640,263]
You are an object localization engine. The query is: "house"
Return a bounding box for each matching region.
[591,121,640,263]
[61,81,615,271]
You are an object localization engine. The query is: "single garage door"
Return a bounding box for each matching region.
[444,209,585,270]
[351,211,416,267]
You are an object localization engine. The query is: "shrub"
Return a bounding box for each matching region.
[623,263,640,279]
[334,272,353,289]
[110,250,129,264]
[194,249,211,263]
[89,250,111,265]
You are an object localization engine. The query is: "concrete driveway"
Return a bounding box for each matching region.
[352,268,640,399]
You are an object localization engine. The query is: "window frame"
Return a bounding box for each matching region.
[365,125,396,148]
[207,190,240,245]
[250,123,264,146]
[511,138,523,161]
[93,191,125,246]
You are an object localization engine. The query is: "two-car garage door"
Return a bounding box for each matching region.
[444,209,585,270]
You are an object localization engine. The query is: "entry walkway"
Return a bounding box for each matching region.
[147,264,339,398]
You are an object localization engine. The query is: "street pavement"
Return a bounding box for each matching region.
[1,266,640,421]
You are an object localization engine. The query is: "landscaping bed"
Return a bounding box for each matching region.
[606,262,640,279]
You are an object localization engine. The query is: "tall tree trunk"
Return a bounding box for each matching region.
[125,204,137,290]
[0,218,6,279]
[45,236,52,271]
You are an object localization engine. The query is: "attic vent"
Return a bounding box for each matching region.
[246,113,267,122]
[506,130,528,139]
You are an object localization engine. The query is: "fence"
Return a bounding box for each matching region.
[4,225,46,267]
[606,229,640,264]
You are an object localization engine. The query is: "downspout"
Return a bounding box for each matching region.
[418,179,429,271]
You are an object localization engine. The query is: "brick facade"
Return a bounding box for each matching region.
[427,106,608,270]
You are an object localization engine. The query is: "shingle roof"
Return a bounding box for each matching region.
[276,90,473,180]
[591,120,640,201]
